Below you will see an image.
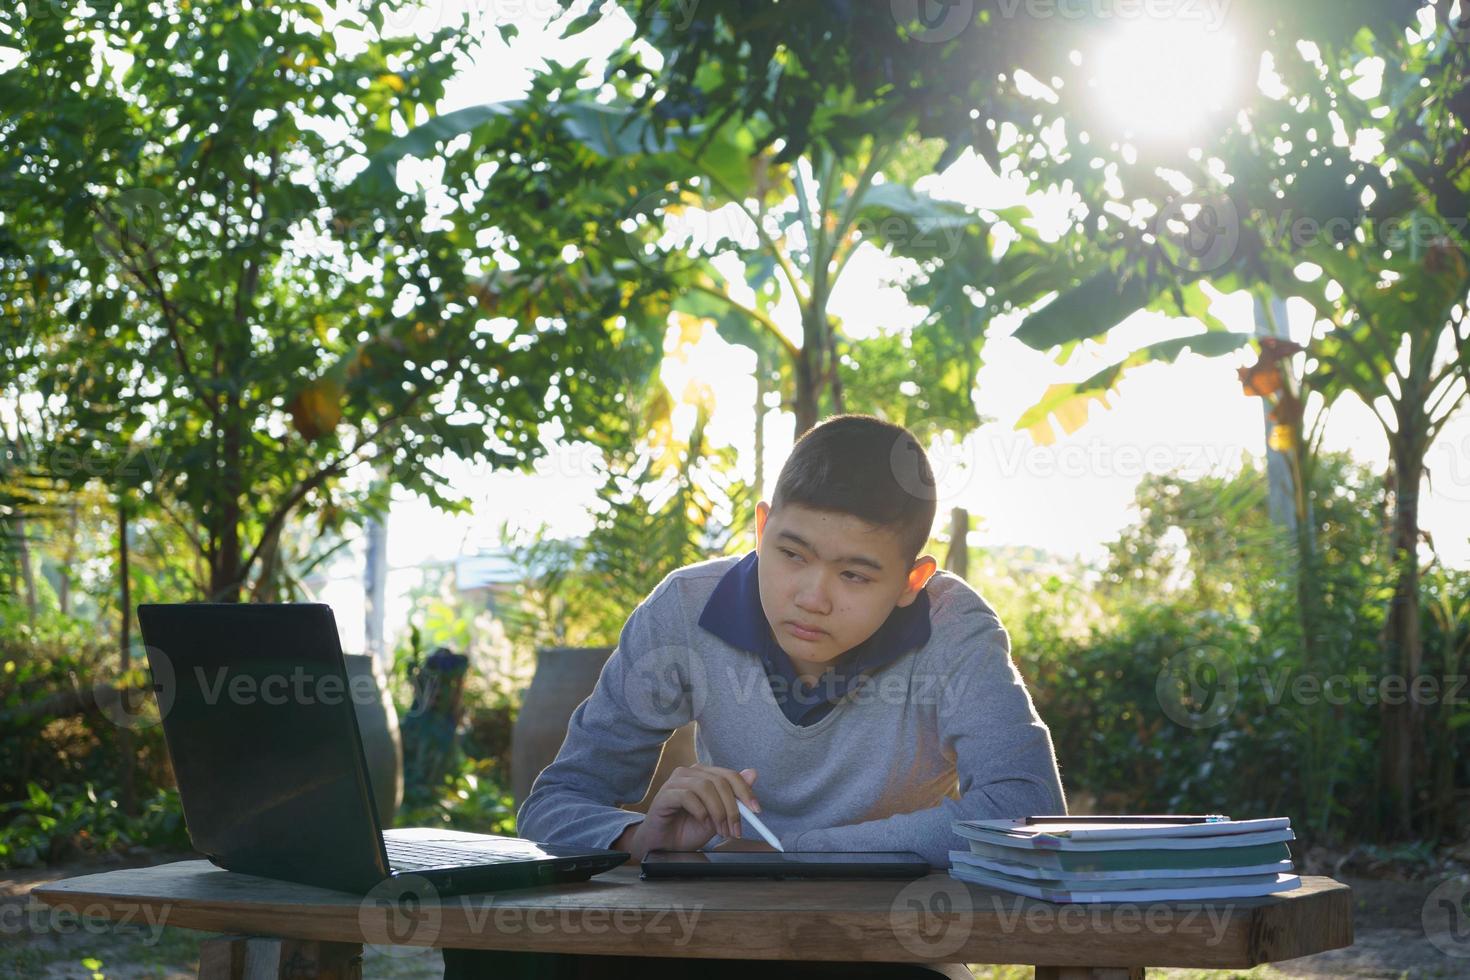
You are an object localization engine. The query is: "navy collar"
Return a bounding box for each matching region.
[698,551,932,723]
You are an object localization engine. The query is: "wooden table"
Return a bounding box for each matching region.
[33,859,1353,979]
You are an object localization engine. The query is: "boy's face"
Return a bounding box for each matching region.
[754,500,937,679]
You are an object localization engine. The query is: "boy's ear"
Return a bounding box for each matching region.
[755,500,770,545]
[896,555,939,606]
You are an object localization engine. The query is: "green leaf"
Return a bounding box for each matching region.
[555,100,679,157]
[352,101,522,199]
[559,7,606,39]
[1012,267,1157,352]
[849,183,988,260]
[1016,331,1251,439]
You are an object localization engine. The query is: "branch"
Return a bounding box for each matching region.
[688,155,808,305]
[792,158,818,267]
[1424,361,1467,420]
[1427,387,1467,442]
[235,337,456,586]
[151,491,209,574]
[88,197,219,419]
[1326,318,1399,408]
[688,281,799,360]
[1445,299,1470,396]
[1332,275,1406,384]
[233,150,279,329]
[829,216,875,288]
[141,523,207,598]
[829,140,888,268]
[814,147,846,265]
[237,453,356,589]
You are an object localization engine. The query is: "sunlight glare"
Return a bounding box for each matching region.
[1091,19,1241,141]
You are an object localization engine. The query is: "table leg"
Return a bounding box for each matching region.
[1033,969,1146,979]
[198,935,364,979]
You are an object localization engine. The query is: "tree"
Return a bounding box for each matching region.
[1004,7,1468,839]
[361,93,1042,453]
[0,1,656,602]
[622,1,1423,243]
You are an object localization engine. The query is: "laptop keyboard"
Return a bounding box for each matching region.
[386,838,551,871]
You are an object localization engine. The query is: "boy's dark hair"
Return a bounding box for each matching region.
[771,414,937,563]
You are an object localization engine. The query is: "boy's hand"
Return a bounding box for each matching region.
[630,765,760,858]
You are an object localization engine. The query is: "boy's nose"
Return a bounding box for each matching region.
[795,581,832,615]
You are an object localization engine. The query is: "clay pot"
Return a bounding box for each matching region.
[344,654,404,827]
[512,646,695,816]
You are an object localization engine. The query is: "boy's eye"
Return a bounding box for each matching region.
[779,548,868,582]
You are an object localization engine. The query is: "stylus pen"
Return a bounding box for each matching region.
[737,799,786,852]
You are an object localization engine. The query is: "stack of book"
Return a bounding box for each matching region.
[948,814,1300,903]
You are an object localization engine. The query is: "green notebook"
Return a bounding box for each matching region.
[963,839,1293,873]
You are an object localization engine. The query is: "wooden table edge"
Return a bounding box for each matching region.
[29,862,1355,971]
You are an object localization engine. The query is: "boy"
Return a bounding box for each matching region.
[449,415,1066,979]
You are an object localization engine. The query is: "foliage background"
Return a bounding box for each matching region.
[2,0,1468,878]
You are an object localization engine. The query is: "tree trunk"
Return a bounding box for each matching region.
[1254,295,1300,536]
[210,410,244,602]
[1288,435,1322,671]
[945,507,969,581]
[365,506,388,665]
[1255,292,1320,671]
[793,339,819,437]
[58,502,78,615]
[251,522,283,602]
[1378,434,1425,840]
[754,350,767,507]
[118,500,136,816]
[826,317,844,414]
[14,514,37,625]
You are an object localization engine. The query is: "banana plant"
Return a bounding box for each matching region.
[1002,12,1470,838]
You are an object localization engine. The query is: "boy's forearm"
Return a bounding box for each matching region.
[613,819,646,861]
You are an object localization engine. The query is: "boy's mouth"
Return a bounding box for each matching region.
[784,621,827,641]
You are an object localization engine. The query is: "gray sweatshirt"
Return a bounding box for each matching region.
[516,555,1068,869]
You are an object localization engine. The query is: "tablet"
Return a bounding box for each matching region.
[640,850,931,880]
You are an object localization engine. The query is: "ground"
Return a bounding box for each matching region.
[1,846,1466,979]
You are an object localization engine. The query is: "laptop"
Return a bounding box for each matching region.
[135,602,629,895]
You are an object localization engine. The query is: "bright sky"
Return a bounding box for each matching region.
[296,2,1470,656]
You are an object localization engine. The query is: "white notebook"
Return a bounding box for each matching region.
[954,817,1295,851]
[949,865,1302,903]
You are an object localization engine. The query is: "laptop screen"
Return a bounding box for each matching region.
[137,603,390,892]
